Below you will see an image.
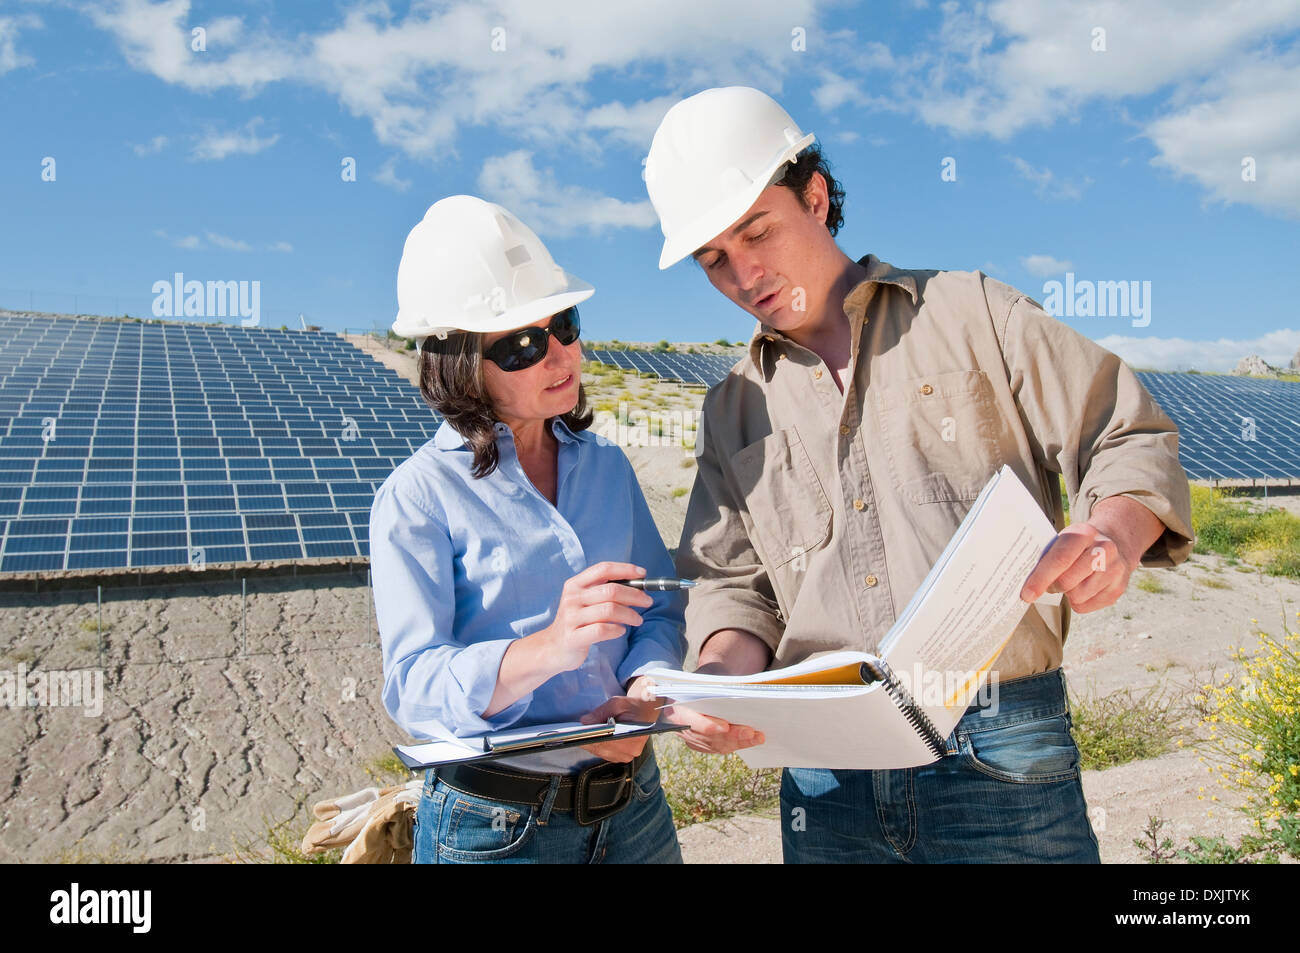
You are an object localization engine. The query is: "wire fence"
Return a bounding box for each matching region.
[0,289,410,345]
[0,284,345,332]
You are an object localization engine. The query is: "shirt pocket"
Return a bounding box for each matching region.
[873,369,1005,505]
[727,427,832,569]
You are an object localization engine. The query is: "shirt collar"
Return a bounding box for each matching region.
[433,415,581,451]
[747,254,919,366]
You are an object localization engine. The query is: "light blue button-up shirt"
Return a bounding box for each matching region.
[370,414,686,773]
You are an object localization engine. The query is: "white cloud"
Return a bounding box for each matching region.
[1020,254,1073,276]
[191,118,278,161]
[813,70,865,112]
[132,134,168,156]
[157,229,279,252]
[82,0,821,159]
[859,1,1300,216]
[584,96,683,151]
[374,156,411,192]
[204,231,252,252]
[84,0,293,91]
[478,150,658,237]
[901,0,1300,137]
[0,13,40,75]
[1095,328,1300,372]
[1146,52,1300,218]
[1008,156,1090,200]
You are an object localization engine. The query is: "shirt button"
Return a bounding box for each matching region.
[839,424,850,436]
[777,353,787,361]
[853,498,865,511]
[864,574,879,588]
[919,383,934,395]
[813,369,823,380]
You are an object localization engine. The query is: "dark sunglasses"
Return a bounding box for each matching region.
[482,306,581,372]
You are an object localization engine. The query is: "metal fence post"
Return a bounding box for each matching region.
[366,568,373,647]
[241,577,247,657]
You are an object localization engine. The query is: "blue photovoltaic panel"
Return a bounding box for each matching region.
[583,351,1300,481]
[0,314,440,573]
[5,319,1297,574]
[1135,372,1300,481]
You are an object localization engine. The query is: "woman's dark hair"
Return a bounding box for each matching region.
[417,330,593,479]
[775,144,845,235]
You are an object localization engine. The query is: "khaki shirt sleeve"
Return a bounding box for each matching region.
[674,392,785,660]
[986,276,1195,567]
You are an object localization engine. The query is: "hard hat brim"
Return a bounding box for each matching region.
[393,271,594,339]
[657,132,815,270]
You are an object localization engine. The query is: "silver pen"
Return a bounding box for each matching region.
[614,577,697,591]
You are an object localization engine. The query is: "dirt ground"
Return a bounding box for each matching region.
[1,339,1295,863]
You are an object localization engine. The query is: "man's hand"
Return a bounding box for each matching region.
[661,629,770,755]
[663,704,766,755]
[1019,495,1164,613]
[576,676,659,763]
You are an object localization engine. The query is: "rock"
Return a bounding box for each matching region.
[1231,355,1280,377]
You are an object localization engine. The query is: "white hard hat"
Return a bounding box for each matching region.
[393,195,594,340]
[644,87,815,270]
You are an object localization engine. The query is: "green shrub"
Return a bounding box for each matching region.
[1069,682,1183,770]
[1135,573,1167,594]
[1190,485,1300,578]
[1188,619,1300,861]
[657,735,779,826]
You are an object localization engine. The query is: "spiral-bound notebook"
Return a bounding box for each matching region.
[647,465,1060,769]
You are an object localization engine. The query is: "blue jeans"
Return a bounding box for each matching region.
[780,668,1101,863]
[412,749,682,864]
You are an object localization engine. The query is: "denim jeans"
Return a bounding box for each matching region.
[412,748,682,864]
[780,668,1101,863]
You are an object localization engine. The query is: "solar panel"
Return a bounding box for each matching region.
[0,314,441,573]
[582,350,1300,483]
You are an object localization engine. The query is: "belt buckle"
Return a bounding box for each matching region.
[573,760,634,826]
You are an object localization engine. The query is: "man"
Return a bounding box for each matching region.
[643,86,1194,863]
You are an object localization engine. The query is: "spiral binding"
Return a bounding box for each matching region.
[864,658,948,759]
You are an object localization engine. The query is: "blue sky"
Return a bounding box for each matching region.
[1,0,1298,371]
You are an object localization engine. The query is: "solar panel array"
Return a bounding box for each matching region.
[1,324,1295,577]
[1135,372,1300,480]
[584,348,738,387]
[0,314,441,574]
[584,350,1300,482]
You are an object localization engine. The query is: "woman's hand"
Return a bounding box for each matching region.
[543,561,655,672]
[577,676,660,763]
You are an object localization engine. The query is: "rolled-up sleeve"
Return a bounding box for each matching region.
[989,278,1195,567]
[615,456,687,685]
[674,393,785,659]
[370,481,531,740]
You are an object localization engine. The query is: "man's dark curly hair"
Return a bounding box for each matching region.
[774,144,845,235]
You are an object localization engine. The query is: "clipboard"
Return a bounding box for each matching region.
[392,719,688,770]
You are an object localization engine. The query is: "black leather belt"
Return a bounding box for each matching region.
[435,748,651,826]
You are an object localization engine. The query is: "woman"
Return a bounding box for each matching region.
[370,195,686,864]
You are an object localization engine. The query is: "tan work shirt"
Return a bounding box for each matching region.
[676,255,1194,680]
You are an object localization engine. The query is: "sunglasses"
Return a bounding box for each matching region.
[482,306,581,372]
